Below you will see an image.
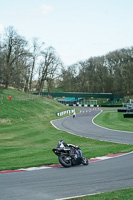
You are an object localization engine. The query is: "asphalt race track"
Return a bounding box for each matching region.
[52,107,133,144]
[0,108,133,200]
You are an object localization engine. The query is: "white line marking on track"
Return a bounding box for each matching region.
[19,166,52,171]
[55,192,104,200]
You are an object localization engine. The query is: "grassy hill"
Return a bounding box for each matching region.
[0,89,133,171]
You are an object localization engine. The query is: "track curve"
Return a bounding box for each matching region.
[52,108,133,144]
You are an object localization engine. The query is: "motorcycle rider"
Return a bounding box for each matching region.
[53,140,88,167]
[57,140,82,158]
[57,140,77,148]
[73,109,76,118]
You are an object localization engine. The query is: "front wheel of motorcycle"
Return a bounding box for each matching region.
[58,155,72,167]
[81,156,89,165]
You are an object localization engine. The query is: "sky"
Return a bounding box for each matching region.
[0,0,133,66]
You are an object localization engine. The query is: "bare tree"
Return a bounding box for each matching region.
[29,38,45,92]
[37,46,63,95]
[1,26,28,89]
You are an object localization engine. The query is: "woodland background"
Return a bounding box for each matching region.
[0,26,133,95]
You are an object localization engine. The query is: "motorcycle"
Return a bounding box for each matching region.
[52,146,88,168]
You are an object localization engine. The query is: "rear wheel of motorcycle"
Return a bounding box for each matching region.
[59,155,72,167]
[81,156,89,165]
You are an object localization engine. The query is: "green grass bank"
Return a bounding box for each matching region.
[0,89,133,171]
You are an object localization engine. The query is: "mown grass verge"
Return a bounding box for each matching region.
[0,89,133,171]
[93,108,133,132]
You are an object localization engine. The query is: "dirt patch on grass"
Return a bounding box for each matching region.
[0,119,11,124]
